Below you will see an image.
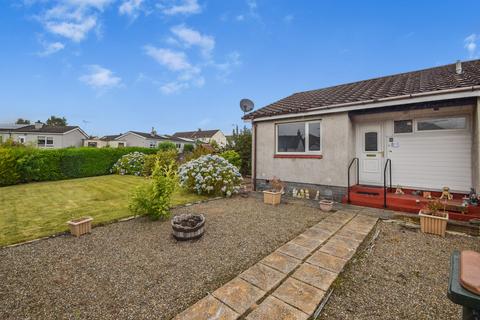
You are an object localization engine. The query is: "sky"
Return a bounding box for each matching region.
[1,0,480,136]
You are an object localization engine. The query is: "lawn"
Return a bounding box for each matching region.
[0,175,207,246]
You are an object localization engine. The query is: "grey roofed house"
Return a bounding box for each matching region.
[244,59,480,205]
[115,129,194,151]
[173,129,227,146]
[0,121,88,148]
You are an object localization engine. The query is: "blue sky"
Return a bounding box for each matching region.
[1,0,480,136]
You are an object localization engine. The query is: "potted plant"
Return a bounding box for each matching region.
[319,199,334,212]
[419,199,448,237]
[263,177,284,205]
[67,217,93,237]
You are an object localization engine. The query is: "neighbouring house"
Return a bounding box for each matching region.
[84,135,127,148]
[0,121,88,148]
[173,129,227,147]
[244,60,480,208]
[114,129,195,152]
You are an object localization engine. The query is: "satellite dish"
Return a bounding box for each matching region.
[240,99,254,113]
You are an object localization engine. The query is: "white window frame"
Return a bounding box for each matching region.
[149,141,157,148]
[37,136,54,148]
[275,120,322,155]
[414,116,469,133]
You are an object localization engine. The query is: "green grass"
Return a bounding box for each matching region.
[0,175,207,247]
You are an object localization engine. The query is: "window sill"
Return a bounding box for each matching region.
[274,154,323,159]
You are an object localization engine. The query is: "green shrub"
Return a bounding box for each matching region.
[142,149,178,176]
[179,154,242,196]
[219,150,241,169]
[0,146,157,186]
[129,160,177,220]
[184,144,213,162]
[111,152,146,176]
[158,141,177,152]
[183,143,194,153]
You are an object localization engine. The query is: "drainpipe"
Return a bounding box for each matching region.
[253,122,257,191]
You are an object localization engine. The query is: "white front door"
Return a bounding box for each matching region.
[357,123,384,185]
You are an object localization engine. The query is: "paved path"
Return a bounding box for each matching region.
[173,210,378,320]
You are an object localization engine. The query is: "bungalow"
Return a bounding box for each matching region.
[84,135,127,148]
[173,129,227,147]
[0,121,88,148]
[114,129,194,152]
[244,60,480,208]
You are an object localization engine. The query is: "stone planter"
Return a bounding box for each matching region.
[263,191,282,205]
[67,217,93,237]
[319,200,334,212]
[172,214,205,241]
[419,210,448,237]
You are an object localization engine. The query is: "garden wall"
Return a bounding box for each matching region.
[0,147,157,186]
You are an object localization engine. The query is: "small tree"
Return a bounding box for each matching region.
[226,126,252,176]
[15,118,31,125]
[46,115,67,127]
[183,144,194,153]
[129,160,177,220]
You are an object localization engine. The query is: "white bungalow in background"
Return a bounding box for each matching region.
[173,129,227,147]
[86,128,195,152]
[0,121,88,148]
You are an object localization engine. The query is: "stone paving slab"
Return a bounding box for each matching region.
[292,263,337,291]
[306,251,348,273]
[261,251,302,274]
[272,277,326,315]
[212,277,265,314]
[277,242,313,260]
[239,263,286,292]
[245,296,309,320]
[174,208,379,320]
[174,295,239,320]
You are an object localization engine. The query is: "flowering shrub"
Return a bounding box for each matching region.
[111,152,146,176]
[179,154,242,197]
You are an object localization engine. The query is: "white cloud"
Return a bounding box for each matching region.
[160,0,201,16]
[465,34,478,58]
[79,65,122,89]
[214,51,241,80]
[160,81,189,94]
[37,0,113,43]
[170,24,215,58]
[246,0,257,11]
[45,16,97,42]
[119,0,143,18]
[235,14,244,21]
[38,41,65,56]
[144,46,193,71]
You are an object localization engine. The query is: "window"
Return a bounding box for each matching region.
[87,142,98,147]
[276,121,321,153]
[149,141,157,148]
[364,132,378,151]
[176,143,181,149]
[394,120,413,133]
[37,136,54,148]
[417,117,467,131]
[19,137,25,144]
[117,142,125,148]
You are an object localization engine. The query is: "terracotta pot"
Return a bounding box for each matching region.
[263,191,282,205]
[419,210,448,237]
[319,200,334,212]
[67,217,93,237]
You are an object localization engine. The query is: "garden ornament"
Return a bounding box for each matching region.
[440,186,453,201]
[395,185,404,195]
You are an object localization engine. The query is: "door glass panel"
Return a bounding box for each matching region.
[364,132,378,151]
[277,122,305,152]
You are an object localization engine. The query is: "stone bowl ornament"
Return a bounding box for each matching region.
[171,213,205,241]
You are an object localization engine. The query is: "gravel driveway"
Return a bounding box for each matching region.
[319,221,480,320]
[0,197,326,320]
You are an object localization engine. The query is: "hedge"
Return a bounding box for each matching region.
[0,147,157,186]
